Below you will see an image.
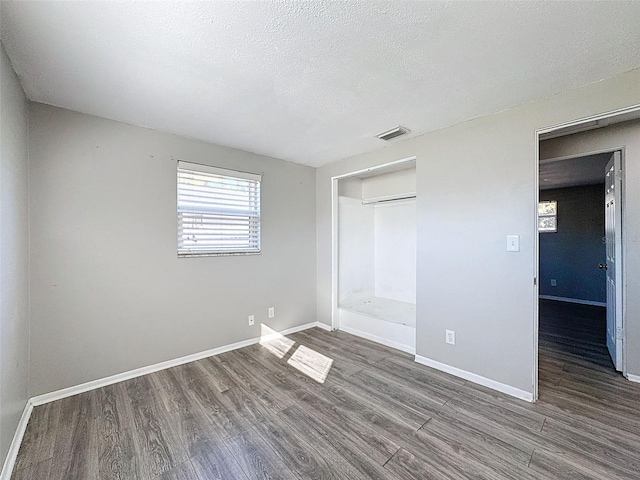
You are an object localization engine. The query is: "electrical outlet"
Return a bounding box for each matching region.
[248,315,255,326]
[551,279,557,286]
[446,330,455,345]
[268,307,275,318]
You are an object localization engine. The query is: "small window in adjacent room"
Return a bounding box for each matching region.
[538,200,557,233]
[177,161,261,256]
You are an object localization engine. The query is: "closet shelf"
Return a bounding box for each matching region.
[339,293,416,327]
[361,192,416,205]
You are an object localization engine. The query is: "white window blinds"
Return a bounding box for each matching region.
[177,161,261,256]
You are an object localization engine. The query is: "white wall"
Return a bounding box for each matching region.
[363,168,417,304]
[374,201,416,304]
[28,103,317,396]
[338,177,362,198]
[540,120,640,376]
[338,197,374,302]
[338,168,417,305]
[317,67,640,394]
[0,44,29,468]
[362,167,416,199]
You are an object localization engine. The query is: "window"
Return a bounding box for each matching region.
[538,200,557,233]
[177,161,261,256]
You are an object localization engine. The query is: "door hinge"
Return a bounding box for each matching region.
[534,277,537,286]
[617,327,624,341]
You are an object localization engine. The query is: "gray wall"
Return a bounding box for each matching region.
[317,67,640,394]
[28,103,317,396]
[539,184,606,303]
[541,119,640,377]
[0,44,29,468]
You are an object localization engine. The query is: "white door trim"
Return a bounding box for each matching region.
[533,104,640,401]
[330,156,417,331]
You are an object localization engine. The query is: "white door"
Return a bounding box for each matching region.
[604,151,623,371]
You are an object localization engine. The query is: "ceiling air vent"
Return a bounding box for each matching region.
[376,126,410,141]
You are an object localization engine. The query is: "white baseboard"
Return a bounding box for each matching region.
[30,321,321,407]
[414,355,534,402]
[627,373,640,383]
[0,400,34,480]
[339,325,415,355]
[315,322,332,332]
[539,295,606,307]
[3,321,325,479]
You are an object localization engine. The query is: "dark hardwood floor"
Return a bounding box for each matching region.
[539,298,613,370]
[12,312,640,479]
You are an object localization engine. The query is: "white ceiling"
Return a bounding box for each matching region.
[2,2,640,167]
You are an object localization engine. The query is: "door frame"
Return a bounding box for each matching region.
[533,104,640,401]
[330,156,417,331]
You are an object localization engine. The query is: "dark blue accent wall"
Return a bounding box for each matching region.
[539,184,606,303]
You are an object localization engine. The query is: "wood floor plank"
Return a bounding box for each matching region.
[252,411,368,480]
[162,407,221,458]
[210,351,296,413]
[214,381,285,437]
[291,329,388,367]
[189,440,249,480]
[224,426,299,480]
[323,372,429,429]
[529,449,610,480]
[288,330,375,373]
[10,458,52,480]
[355,366,452,409]
[48,392,99,480]
[383,448,453,480]
[540,417,640,476]
[12,400,60,471]
[277,404,392,480]
[445,394,545,434]
[383,445,507,480]
[125,376,188,479]
[97,427,139,480]
[179,363,250,439]
[197,356,235,393]
[92,382,134,437]
[284,400,397,465]
[157,460,202,480]
[275,383,401,464]
[419,416,533,467]
[11,302,640,479]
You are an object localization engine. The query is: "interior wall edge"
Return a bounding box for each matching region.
[0,400,32,480]
[0,40,31,474]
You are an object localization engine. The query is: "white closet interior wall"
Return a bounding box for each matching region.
[337,167,417,353]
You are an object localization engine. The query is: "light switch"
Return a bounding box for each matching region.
[506,235,520,252]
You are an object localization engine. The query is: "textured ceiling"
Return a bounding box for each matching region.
[540,153,611,191]
[2,1,640,167]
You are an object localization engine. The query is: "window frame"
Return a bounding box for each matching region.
[177,161,262,257]
[538,200,557,233]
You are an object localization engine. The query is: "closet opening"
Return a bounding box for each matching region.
[331,157,417,354]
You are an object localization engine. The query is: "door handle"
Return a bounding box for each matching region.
[599,263,608,270]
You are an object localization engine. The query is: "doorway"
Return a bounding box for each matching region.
[537,149,622,392]
[330,157,417,354]
[534,106,640,400]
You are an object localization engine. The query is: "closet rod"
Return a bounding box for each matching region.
[361,192,416,205]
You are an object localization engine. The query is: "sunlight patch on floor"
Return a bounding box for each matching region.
[287,344,334,383]
[259,324,296,358]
